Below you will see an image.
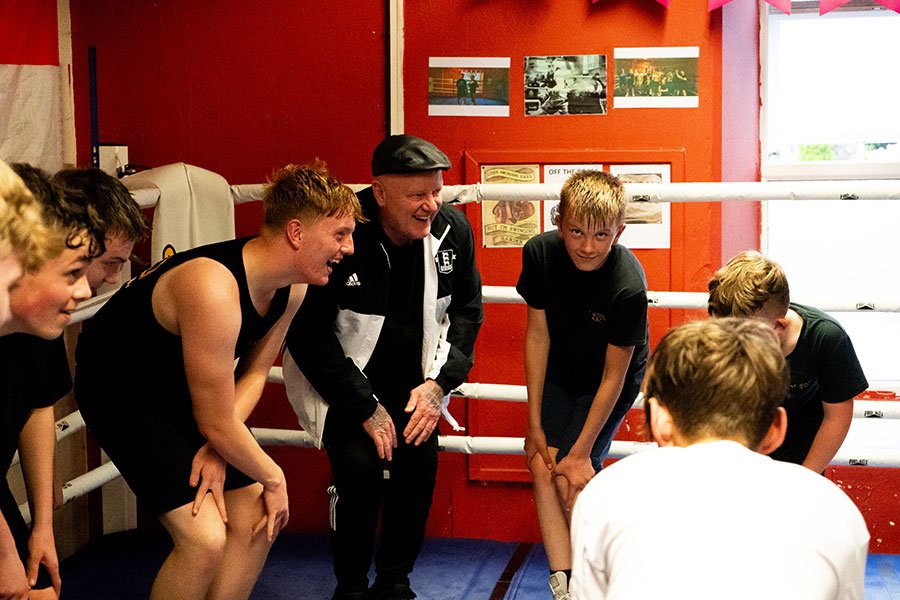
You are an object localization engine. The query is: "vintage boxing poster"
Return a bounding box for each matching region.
[481,164,541,248]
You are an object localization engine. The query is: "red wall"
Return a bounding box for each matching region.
[69,1,386,184]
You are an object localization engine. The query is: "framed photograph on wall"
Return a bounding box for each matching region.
[610,163,671,249]
[428,57,510,117]
[613,47,699,109]
[524,55,607,116]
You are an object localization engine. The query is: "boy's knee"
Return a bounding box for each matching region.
[182,526,228,570]
[28,587,58,600]
[528,454,553,483]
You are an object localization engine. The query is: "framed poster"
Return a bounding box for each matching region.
[611,163,671,249]
[480,164,540,247]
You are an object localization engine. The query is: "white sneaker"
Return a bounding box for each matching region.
[549,571,571,600]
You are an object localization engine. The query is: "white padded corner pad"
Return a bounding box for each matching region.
[123,163,235,262]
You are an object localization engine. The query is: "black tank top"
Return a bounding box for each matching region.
[76,237,290,406]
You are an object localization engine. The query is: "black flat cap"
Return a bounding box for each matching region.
[371,134,451,176]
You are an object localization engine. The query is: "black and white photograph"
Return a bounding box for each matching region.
[524,55,607,116]
[613,46,699,108]
[428,57,510,117]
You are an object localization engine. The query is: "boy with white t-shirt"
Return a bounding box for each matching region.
[570,318,869,600]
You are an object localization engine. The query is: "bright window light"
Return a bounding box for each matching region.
[762,6,900,384]
[766,10,900,163]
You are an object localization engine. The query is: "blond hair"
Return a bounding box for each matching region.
[557,170,626,229]
[263,161,364,229]
[644,318,789,448]
[708,251,790,317]
[0,160,49,271]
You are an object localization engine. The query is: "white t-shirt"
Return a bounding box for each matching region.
[570,440,869,600]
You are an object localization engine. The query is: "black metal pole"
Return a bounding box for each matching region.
[88,45,100,169]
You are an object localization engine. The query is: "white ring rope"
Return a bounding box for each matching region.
[71,288,900,327]
[129,180,900,210]
[441,180,900,205]
[20,417,900,523]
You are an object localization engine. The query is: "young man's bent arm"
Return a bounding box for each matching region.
[173,264,288,540]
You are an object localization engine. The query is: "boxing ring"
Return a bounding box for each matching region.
[15,177,900,520]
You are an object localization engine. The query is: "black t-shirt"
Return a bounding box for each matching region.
[1,334,70,470]
[363,236,425,413]
[517,232,649,398]
[770,303,868,464]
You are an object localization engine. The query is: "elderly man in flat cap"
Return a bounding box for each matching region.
[285,135,483,600]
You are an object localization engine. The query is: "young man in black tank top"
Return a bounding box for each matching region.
[75,163,362,600]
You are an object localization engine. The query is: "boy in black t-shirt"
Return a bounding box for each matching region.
[0,160,51,600]
[517,170,648,600]
[1,164,106,600]
[708,251,868,473]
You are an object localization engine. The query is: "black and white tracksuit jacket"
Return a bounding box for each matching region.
[283,187,484,445]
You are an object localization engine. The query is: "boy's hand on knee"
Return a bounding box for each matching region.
[190,443,228,522]
[524,427,553,470]
[252,473,289,542]
[26,527,60,595]
[553,455,595,513]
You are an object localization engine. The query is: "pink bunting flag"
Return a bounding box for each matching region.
[875,0,900,12]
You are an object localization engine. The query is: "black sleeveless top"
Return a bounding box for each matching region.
[76,237,291,408]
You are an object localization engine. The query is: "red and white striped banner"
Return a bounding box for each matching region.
[0,0,62,171]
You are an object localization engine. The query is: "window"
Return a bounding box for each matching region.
[762,3,900,384]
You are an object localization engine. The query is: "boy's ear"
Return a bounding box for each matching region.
[648,397,675,447]
[756,407,788,455]
[613,221,626,244]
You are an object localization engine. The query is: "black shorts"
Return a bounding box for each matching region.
[0,483,52,589]
[541,378,640,471]
[75,386,255,516]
